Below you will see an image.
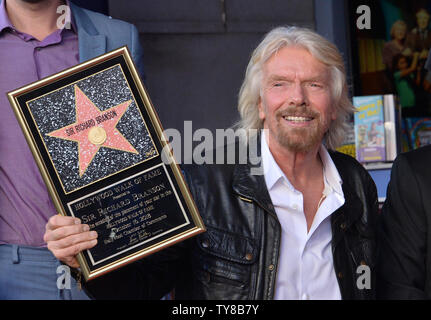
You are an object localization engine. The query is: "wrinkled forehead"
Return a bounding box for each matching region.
[263,46,331,78]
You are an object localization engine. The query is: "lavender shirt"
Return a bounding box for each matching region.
[0,1,79,246]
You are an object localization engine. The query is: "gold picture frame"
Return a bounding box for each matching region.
[7,46,205,281]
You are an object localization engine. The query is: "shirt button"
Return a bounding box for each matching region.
[268,264,275,271]
[245,253,253,261]
[292,204,299,210]
[301,293,309,300]
[338,272,344,279]
[201,240,209,248]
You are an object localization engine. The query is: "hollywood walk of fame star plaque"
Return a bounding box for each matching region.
[7,47,205,281]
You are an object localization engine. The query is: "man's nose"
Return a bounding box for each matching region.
[287,83,307,106]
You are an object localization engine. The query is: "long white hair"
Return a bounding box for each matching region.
[236,26,354,150]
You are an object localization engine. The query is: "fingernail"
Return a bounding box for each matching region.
[91,239,98,245]
[83,224,90,232]
[90,231,98,238]
[75,218,81,224]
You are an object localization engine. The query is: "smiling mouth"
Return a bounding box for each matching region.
[282,115,313,122]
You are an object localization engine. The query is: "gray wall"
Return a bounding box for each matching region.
[108,0,316,144]
[314,0,353,96]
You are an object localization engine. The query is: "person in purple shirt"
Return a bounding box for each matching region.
[0,0,145,299]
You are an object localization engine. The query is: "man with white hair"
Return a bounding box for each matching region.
[44,26,378,300]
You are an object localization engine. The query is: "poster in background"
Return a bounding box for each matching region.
[350,0,431,150]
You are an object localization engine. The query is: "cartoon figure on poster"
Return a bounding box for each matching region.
[357,124,368,148]
[382,10,431,117]
[405,9,431,67]
[392,52,421,114]
[406,9,431,101]
[367,121,385,146]
[382,20,412,85]
[352,0,431,150]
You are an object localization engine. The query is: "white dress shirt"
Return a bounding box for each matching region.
[261,131,345,300]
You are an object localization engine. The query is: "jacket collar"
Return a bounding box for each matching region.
[0,0,12,33]
[231,132,276,216]
[329,153,365,246]
[69,1,106,62]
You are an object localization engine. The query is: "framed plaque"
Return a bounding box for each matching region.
[7,46,205,281]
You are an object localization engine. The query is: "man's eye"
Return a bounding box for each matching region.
[309,83,323,88]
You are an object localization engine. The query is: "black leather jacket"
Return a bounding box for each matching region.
[84,139,378,300]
